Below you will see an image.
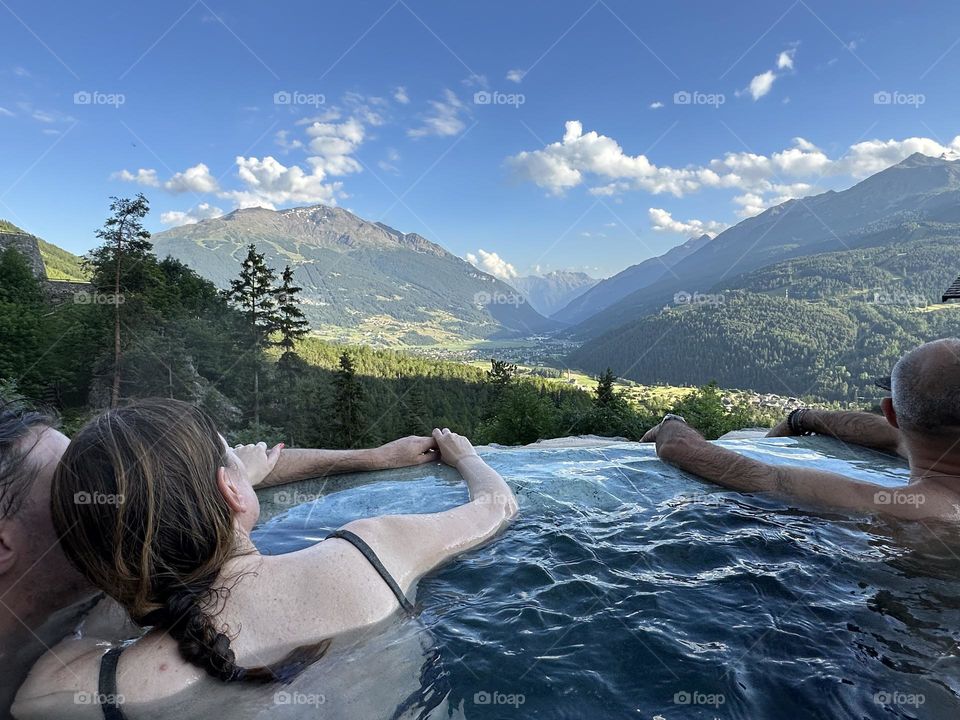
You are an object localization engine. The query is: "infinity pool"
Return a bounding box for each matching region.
[181,436,959,718]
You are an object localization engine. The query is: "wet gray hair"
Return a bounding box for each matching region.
[891,338,960,436]
[0,402,58,518]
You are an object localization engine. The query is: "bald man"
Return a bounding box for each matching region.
[642,339,960,521]
[0,405,439,720]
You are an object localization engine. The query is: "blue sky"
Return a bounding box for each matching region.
[2,0,959,279]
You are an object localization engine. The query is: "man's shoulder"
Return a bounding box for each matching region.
[11,638,105,719]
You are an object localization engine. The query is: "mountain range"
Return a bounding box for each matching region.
[151,206,559,343]
[509,271,598,317]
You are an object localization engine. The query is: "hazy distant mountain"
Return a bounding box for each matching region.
[553,234,712,325]
[572,152,960,338]
[509,270,598,317]
[151,205,559,341]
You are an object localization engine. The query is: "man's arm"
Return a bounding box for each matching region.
[256,436,438,488]
[648,418,915,516]
[768,409,906,458]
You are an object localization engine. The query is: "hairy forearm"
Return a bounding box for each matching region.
[259,447,385,488]
[657,424,777,493]
[802,410,904,456]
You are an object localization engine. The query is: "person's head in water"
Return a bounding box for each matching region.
[51,398,327,684]
[0,403,89,626]
[884,338,960,440]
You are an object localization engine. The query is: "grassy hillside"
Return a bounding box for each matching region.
[37,238,88,281]
[0,220,24,233]
[569,236,960,401]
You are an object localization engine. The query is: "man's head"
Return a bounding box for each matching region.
[881,338,960,440]
[0,403,89,623]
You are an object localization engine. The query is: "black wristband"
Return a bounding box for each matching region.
[787,408,812,435]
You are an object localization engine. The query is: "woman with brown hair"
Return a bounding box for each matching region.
[12,398,517,719]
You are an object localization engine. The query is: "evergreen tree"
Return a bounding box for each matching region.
[332,352,370,447]
[226,244,280,425]
[274,265,309,357]
[0,249,46,397]
[595,368,618,408]
[85,194,152,407]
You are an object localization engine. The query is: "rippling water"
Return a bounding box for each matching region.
[249,437,960,719]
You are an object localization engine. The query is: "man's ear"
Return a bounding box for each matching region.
[0,520,18,576]
[216,466,247,514]
[880,397,899,428]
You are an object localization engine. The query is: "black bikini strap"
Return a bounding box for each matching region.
[327,529,416,614]
[98,646,126,720]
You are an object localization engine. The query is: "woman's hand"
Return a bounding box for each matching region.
[234,442,283,486]
[432,428,479,468]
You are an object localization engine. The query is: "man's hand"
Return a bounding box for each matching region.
[641,414,690,444]
[235,442,284,486]
[373,435,439,468]
[765,418,795,437]
[432,428,479,468]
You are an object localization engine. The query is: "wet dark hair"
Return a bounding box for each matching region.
[0,401,58,519]
[51,398,329,684]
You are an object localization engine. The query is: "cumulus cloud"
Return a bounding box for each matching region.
[506,69,525,83]
[648,208,727,236]
[305,117,365,175]
[466,248,518,280]
[508,122,960,219]
[393,86,410,104]
[160,202,224,226]
[649,101,664,109]
[747,70,777,100]
[777,49,795,70]
[220,156,342,209]
[111,168,160,187]
[408,89,468,138]
[164,163,219,193]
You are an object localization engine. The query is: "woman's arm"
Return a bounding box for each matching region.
[337,429,518,593]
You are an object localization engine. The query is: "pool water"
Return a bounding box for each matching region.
[246,436,959,719]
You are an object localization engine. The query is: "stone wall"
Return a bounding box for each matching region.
[0,232,47,281]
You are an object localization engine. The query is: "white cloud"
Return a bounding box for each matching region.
[393,86,410,104]
[509,122,960,219]
[160,202,224,226]
[649,101,664,109]
[466,248,517,280]
[305,117,365,175]
[777,49,795,70]
[408,89,468,138]
[220,155,342,209]
[747,70,777,100]
[111,168,160,187]
[648,208,727,236]
[0,107,13,117]
[275,129,302,151]
[506,69,525,83]
[378,148,400,174]
[164,163,219,193]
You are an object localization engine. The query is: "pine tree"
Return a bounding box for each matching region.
[274,265,309,357]
[226,244,280,425]
[86,194,152,407]
[595,368,617,408]
[333,352,370,447]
